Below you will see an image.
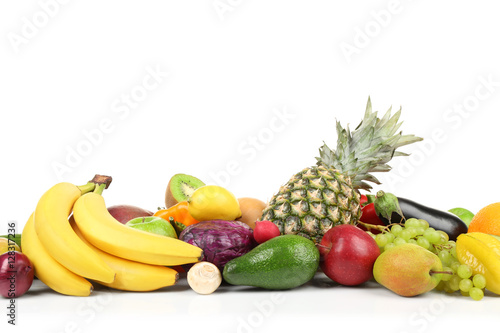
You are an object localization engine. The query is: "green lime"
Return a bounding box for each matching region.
[126,216,178,238]
[448,208,475,227]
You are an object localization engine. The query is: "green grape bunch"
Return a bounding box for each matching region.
[366,218,486,301]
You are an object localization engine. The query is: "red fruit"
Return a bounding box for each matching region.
[0,251,34,298]
[253,221,281,244]
[107,205,153,224]
[319,224,380,286]
[358,194,385,234]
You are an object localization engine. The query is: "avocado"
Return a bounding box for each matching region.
[222,234,319,289]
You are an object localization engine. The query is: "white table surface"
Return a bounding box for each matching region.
[6,271,498,333]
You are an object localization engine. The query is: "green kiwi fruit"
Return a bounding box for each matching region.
[165,174,205,208]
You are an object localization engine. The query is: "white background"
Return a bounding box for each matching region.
[1,1,500,332]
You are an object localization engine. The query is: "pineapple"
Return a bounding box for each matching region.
[261,98,422,243]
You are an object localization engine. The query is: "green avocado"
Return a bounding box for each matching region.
[222,234,319,290]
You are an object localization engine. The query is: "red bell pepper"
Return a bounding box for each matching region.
[358,194,385,233]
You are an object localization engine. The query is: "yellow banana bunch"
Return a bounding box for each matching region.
[33,182,115,283]
[456,232,500,295]
[20,175,200,296]
[71,219,179,292]
[21,213,93,296]
[73,184,203,266]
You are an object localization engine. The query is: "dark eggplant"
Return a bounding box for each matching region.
[378,197,468,241]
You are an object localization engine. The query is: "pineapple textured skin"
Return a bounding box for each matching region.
[261,98,422,243]
[261,165,361,243]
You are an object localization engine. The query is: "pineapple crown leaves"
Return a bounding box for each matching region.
[316,97,423,191]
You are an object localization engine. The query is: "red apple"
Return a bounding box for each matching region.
[107,205,154,224]
[319,224,380,286]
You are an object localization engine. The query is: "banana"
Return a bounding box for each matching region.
[21,213,93,296]
[34,182,115,283]
[73,186,203,266]
[71,219,179,291]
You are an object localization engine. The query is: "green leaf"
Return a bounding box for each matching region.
[373,191,403,223]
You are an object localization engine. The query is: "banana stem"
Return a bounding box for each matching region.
[77,182,96,195]
[89,174,113,189]
[93,183,106,195]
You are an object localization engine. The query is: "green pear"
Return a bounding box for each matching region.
[126,216,177,238]
[373,243,443,297]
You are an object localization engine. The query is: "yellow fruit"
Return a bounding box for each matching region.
[22,213,93,296]
[236,197,267,229]
[0,237,20,255]
[73,185,203,266]
[71,219,178,292]
[188,185,242,221]
[456,232,500,295]
[34,182,115,283]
